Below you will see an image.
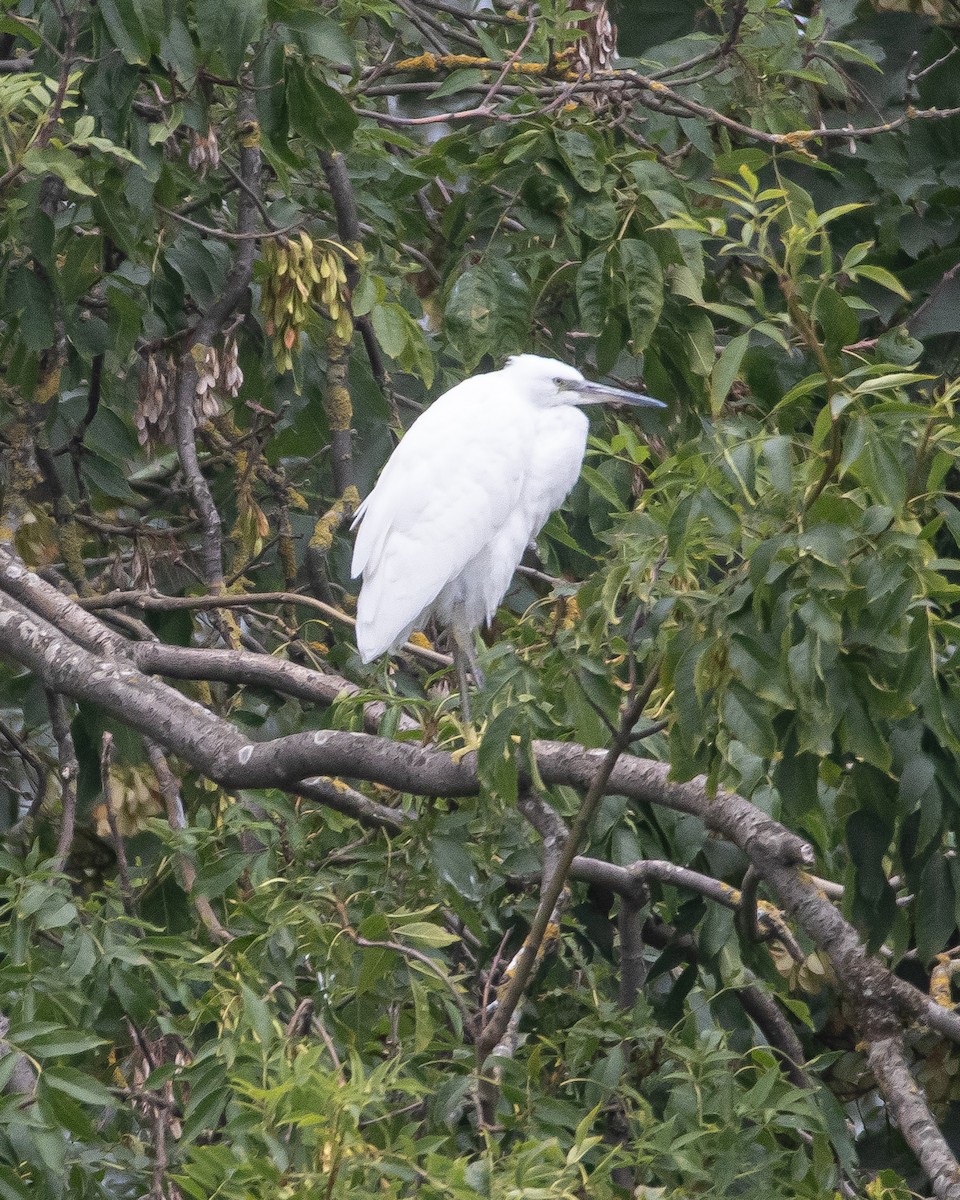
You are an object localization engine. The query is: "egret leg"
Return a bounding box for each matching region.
[450,626,485,721]
[454,644,474,725]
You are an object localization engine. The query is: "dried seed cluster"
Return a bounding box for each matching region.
[135,338,243,447]
[187,127,220,177]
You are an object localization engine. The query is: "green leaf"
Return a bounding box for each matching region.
[194,851,248,898]
[285,60,358,151]
[196,0,266,76]
[813,202,867,226]
[851,371,934,394]
[916,854,956,963]
[575,250,607,337]
[821,39,883,69]
[580,463,624,511]
[398,922,459,948]
[709,333,748,415]
[83,453,140,502]
[21,148,95,196]
[5,262,55,350]
[42,1067,117,1109]
[17,1028,107,1058]
[849,264,910,300]
[619,239,664,352]
[778,373,826,409]
[371,303,408,358]
[430,69,486,99]
[761,435,793,494]
[430,837,481,902]
[97,0,151,64]
[279,10,356,66]
[554,127,605,193]
[410,978,434,1052]
[445,259,529,368]
[0,1166,32,1200]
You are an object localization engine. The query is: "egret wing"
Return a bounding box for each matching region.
[352,379,533,661]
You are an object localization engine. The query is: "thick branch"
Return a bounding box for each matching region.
[867,1029,960,1200]
[130,642,419,735]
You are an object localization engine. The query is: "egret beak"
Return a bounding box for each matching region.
[572,380,666,408]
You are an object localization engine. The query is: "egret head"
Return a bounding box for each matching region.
[504,354,666,411]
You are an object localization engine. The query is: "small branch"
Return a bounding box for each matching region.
[80,586,452,669]
[145,740,232,943]
[737,984,810,1090]
[632,859,804,962]
[158,205,300,241]
[99,733,137,919]
[735,864,762,943]
[480,788,569,1124]
[0,716,46,822]
[319,150,387,387]
[618,892,647,1010]
[46,690,77,871]
[173,84,261,593]
[477,661,660,1060]
[131,641,420,735]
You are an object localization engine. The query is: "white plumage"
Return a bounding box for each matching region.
[351,354,664,679]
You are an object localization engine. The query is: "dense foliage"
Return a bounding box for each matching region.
[0,0,959,1196]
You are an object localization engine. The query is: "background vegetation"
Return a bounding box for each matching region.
[0,0,959,1195]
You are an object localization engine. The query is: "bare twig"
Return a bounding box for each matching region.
[476,660,660,1060]
[157,205,300,241]
[81,586,452,668]
[320,149,388,388]
[173,84,261,593]
[46,690,77,871]
[100,733,137,918]
[146,740,232,943]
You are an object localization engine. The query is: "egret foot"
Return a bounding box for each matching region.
[451,723,482,761]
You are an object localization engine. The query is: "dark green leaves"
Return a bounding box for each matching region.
[284,58,358,151]
[577,239,664,369]
[195,0,266,75]
[444,258,530,368]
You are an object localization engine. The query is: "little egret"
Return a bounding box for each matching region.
[351,354,665,710]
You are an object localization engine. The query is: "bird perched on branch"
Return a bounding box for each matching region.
[351,354,665,713]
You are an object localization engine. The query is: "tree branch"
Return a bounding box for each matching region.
[2,549,959,1056]
[867,1027,960,1200]
[173,83,261,592]
[476,663,659,1060]
[46,690,77,871]
[319,150,387,388]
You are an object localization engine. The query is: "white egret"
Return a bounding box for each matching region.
[351,354,665,711]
